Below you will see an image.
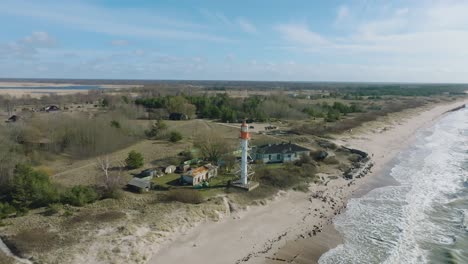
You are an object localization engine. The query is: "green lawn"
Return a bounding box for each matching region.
[208,173,238,187]
[152,173,181,188]
[152,172,239,198]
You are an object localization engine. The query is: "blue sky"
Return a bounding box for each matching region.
[1,0,468,82]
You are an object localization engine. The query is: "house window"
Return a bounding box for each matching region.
[268,155,271,160]
[277,154,281,160]
[288,154,291,158]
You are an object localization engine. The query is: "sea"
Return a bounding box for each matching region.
[319,107,468,264]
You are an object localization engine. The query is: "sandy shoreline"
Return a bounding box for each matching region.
[149,99,467,264]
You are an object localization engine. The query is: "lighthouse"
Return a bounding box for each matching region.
[240,121,250,185]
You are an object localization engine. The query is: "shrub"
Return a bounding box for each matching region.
[62,186,99,206]
[44,203,63,216]
[326,109,341,122]
[166,189,204,204]
[101,188,123,200]
[310,150,328,161]
[0,202,16,219]
[294,153,312,166]
[323,156,340,165]
[110,120,121,129]
[348,154,362,163]
[145,120,167,138]
[256,168,301,189]
[125,150,144,169]
[169,131,183,142]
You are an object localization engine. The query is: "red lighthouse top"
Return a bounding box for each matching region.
[240,120,250,140]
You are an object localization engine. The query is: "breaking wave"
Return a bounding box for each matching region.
[319,107,468,264]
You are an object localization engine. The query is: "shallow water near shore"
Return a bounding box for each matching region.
[319,108,468,264]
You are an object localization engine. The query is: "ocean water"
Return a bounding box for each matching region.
[320,107,468,264]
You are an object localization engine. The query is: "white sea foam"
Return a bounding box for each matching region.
[320,108,468,264]
[463,210,468,232]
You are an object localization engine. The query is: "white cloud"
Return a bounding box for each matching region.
[271,2,468,82]
[395,8,409,16]
[0,0,230,42]
[22,31,56,47]
[201,9,257,34]
[335,5,350,24]
[0,31,56,60]
[237,18,257,33]
[111,39,129,46]
[276,24,329,46]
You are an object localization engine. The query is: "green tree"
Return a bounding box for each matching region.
[125,150,144,169]
[167,96,196,117]
[101,98,110,107]
[10,164,59,209]
[169,131,183,142]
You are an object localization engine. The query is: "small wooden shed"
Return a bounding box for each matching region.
[127,178,152,192]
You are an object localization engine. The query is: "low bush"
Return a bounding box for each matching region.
[43,203,63,216]
[169,131,183,142]
[62,186,99,206]
[348,153,362,163]
[256,161,318,190]
[166,189,204,204]
[323,156,340,165]
[0,202,16,219]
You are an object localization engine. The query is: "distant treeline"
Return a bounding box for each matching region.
[135,93,368,123]
[136,94,269,122]
[342,85,466,97]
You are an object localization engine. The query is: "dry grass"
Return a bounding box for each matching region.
[65,210,126,227]
[0,251,16,264]
[47,119,245,187]
[165,189,204,204]
[3,228,70,257]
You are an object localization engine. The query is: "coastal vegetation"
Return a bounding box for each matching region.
[0,80,465,263]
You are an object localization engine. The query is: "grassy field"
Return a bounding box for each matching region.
[44,118,277,188]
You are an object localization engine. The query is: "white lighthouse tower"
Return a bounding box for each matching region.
[240,120,250,185]
[232,120,258,190]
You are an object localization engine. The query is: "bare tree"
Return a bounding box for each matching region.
[194,132,234,164]
[96,156,124,198]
